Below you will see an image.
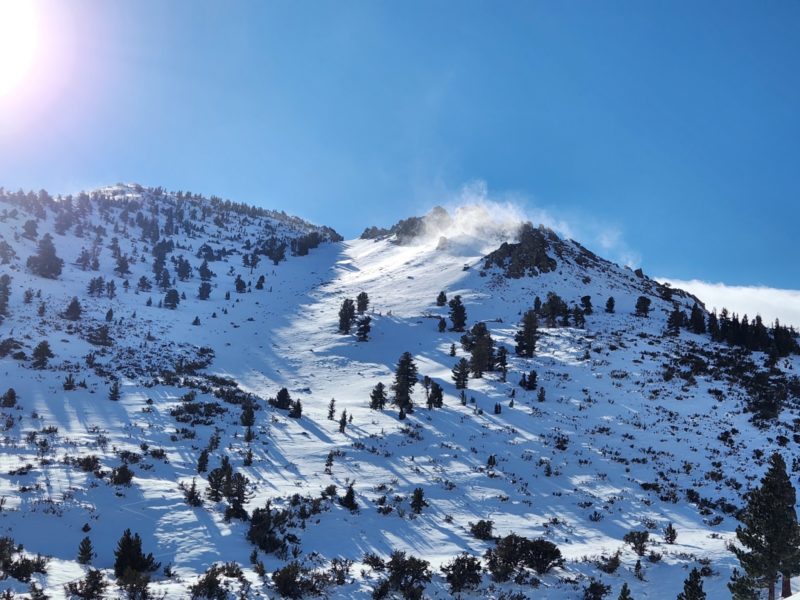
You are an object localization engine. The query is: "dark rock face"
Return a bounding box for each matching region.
[483,223,559,278]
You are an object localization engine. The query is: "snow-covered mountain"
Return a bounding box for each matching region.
[0,185,798,599]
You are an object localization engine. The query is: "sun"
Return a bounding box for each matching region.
[0,0,39,98]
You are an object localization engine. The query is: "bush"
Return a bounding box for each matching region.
[623,530,649,556]
[386,550,431,600]
[470,519,494,540]
[441,553,482,593]
[485,534,563,581]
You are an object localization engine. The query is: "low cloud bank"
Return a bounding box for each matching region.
[660,278,800,329]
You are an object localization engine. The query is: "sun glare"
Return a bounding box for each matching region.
[0,0,39,98]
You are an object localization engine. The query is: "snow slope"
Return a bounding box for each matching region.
[0,186,798,599]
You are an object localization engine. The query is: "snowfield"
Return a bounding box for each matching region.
[0,185,798,599]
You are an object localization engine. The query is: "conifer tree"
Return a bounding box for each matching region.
[356,316,372,341]
[496,346,508,382]
[109,380,121,401]
[369,383,387,410]
[605,297,615,313]
[448,295,467,332]
[411,487,427,514]
[338,298,356,334]
[198,282,211,300]
[392,352,418,412]
[32,340,54,369]
[635,296,651,317]
[113,529,160,578]
[339,410,348,433]
[64,297,82,321]
[27,233,63,279]
[327,398,336,420]
[436,291,447,307]
[732,452,800,600]
[438,317,446,332]
[452,358,470,390]
[617,582,633,600]
[77,536,95,565]
[164,288,180,309]
[689,303,706,334]
[677,568,706,600]
[428,382,444,409]
[515,310,538,357]
[356,291,369,314]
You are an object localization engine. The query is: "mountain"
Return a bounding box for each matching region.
[0,185,798,599]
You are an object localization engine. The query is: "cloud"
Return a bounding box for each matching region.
[660,278,800,329]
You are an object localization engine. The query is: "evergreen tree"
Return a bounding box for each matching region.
[411,487,427,514]
[467,323,495,378]
[64,569,107,600]
[515,310,538,357]
[27,233,63,279]
[369,383,387,410]
[733,452,800,600]
[496,346,508,382]
[198,259,214,281]
[666,307,685,336]
[677,568,706,600]
[77,536,95,565]
[437,317,447,332]
[356,316,372,341]
[338,298,356,334]
[63,297,82,321]
[114,254,131,276]
[340,482,358,511]
[288,399,302,418]
[163,288,180,309]
[448,295,467,332]
[635,296,651,317]
[108,380,121,401]
[605,297,615,313]
[339,410,348,433]
[327,398,336,420]
[356,291,369,314]
[392,352,418,412]
[617,582,633,600]
[436,291,447,307]
[581,295,593,314]
[198,281,211,300]
[32,340,54,369]
[113,528,160,578]
[452,358,470,390]
[689,303,706,334]
[428,382,444,409]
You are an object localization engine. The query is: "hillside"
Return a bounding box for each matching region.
[0,187,799,599]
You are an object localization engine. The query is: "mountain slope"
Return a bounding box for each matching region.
[0,187,798,599]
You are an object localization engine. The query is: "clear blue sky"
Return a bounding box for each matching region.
[2,1,798,287]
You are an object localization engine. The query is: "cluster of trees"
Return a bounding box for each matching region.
[0,274,10,324]
[338,293,371,340]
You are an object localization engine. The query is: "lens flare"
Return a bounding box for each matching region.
[0,0,39,98]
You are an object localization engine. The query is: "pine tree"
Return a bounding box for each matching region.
[164,288,180,309]
[340,482,358,511]
[109,380,121,401]
[32,340,54,369]
[605,297,615,314]
[339,410,348,433]
[327,398,336,420]
[689,303,706,334]
[452,358,470,390]
[199,259,214,281]
[64,297,82,320]
[288,399,302,418]
[338,298,356,334]
[448,295,467,332]
[198,282,211,300]
[392,352,418,412]
[77,536,95,564]
[496,346,508,382]
[436,291,447,307]
[732,452,800,600]
[514,310,538,357]
[356,291,369,314]
[617,582,633,600]
[369,383,387,410]
[677,568,706,600]
[113,528,160,578]
[438,317,447,332]
[428,382,444,409]
[27,233,63,279]
[635,296,651,317]
[356,316,372,341]
[115,254,131,276]
[411,487,427,514]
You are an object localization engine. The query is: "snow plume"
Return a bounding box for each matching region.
[415,180,639,266]
[659,278,800,329]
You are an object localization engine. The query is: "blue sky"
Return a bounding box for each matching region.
[1,1,799,288]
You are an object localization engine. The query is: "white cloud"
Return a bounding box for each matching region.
[660,278,800,329]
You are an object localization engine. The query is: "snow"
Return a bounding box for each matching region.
[0,184,798,598]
